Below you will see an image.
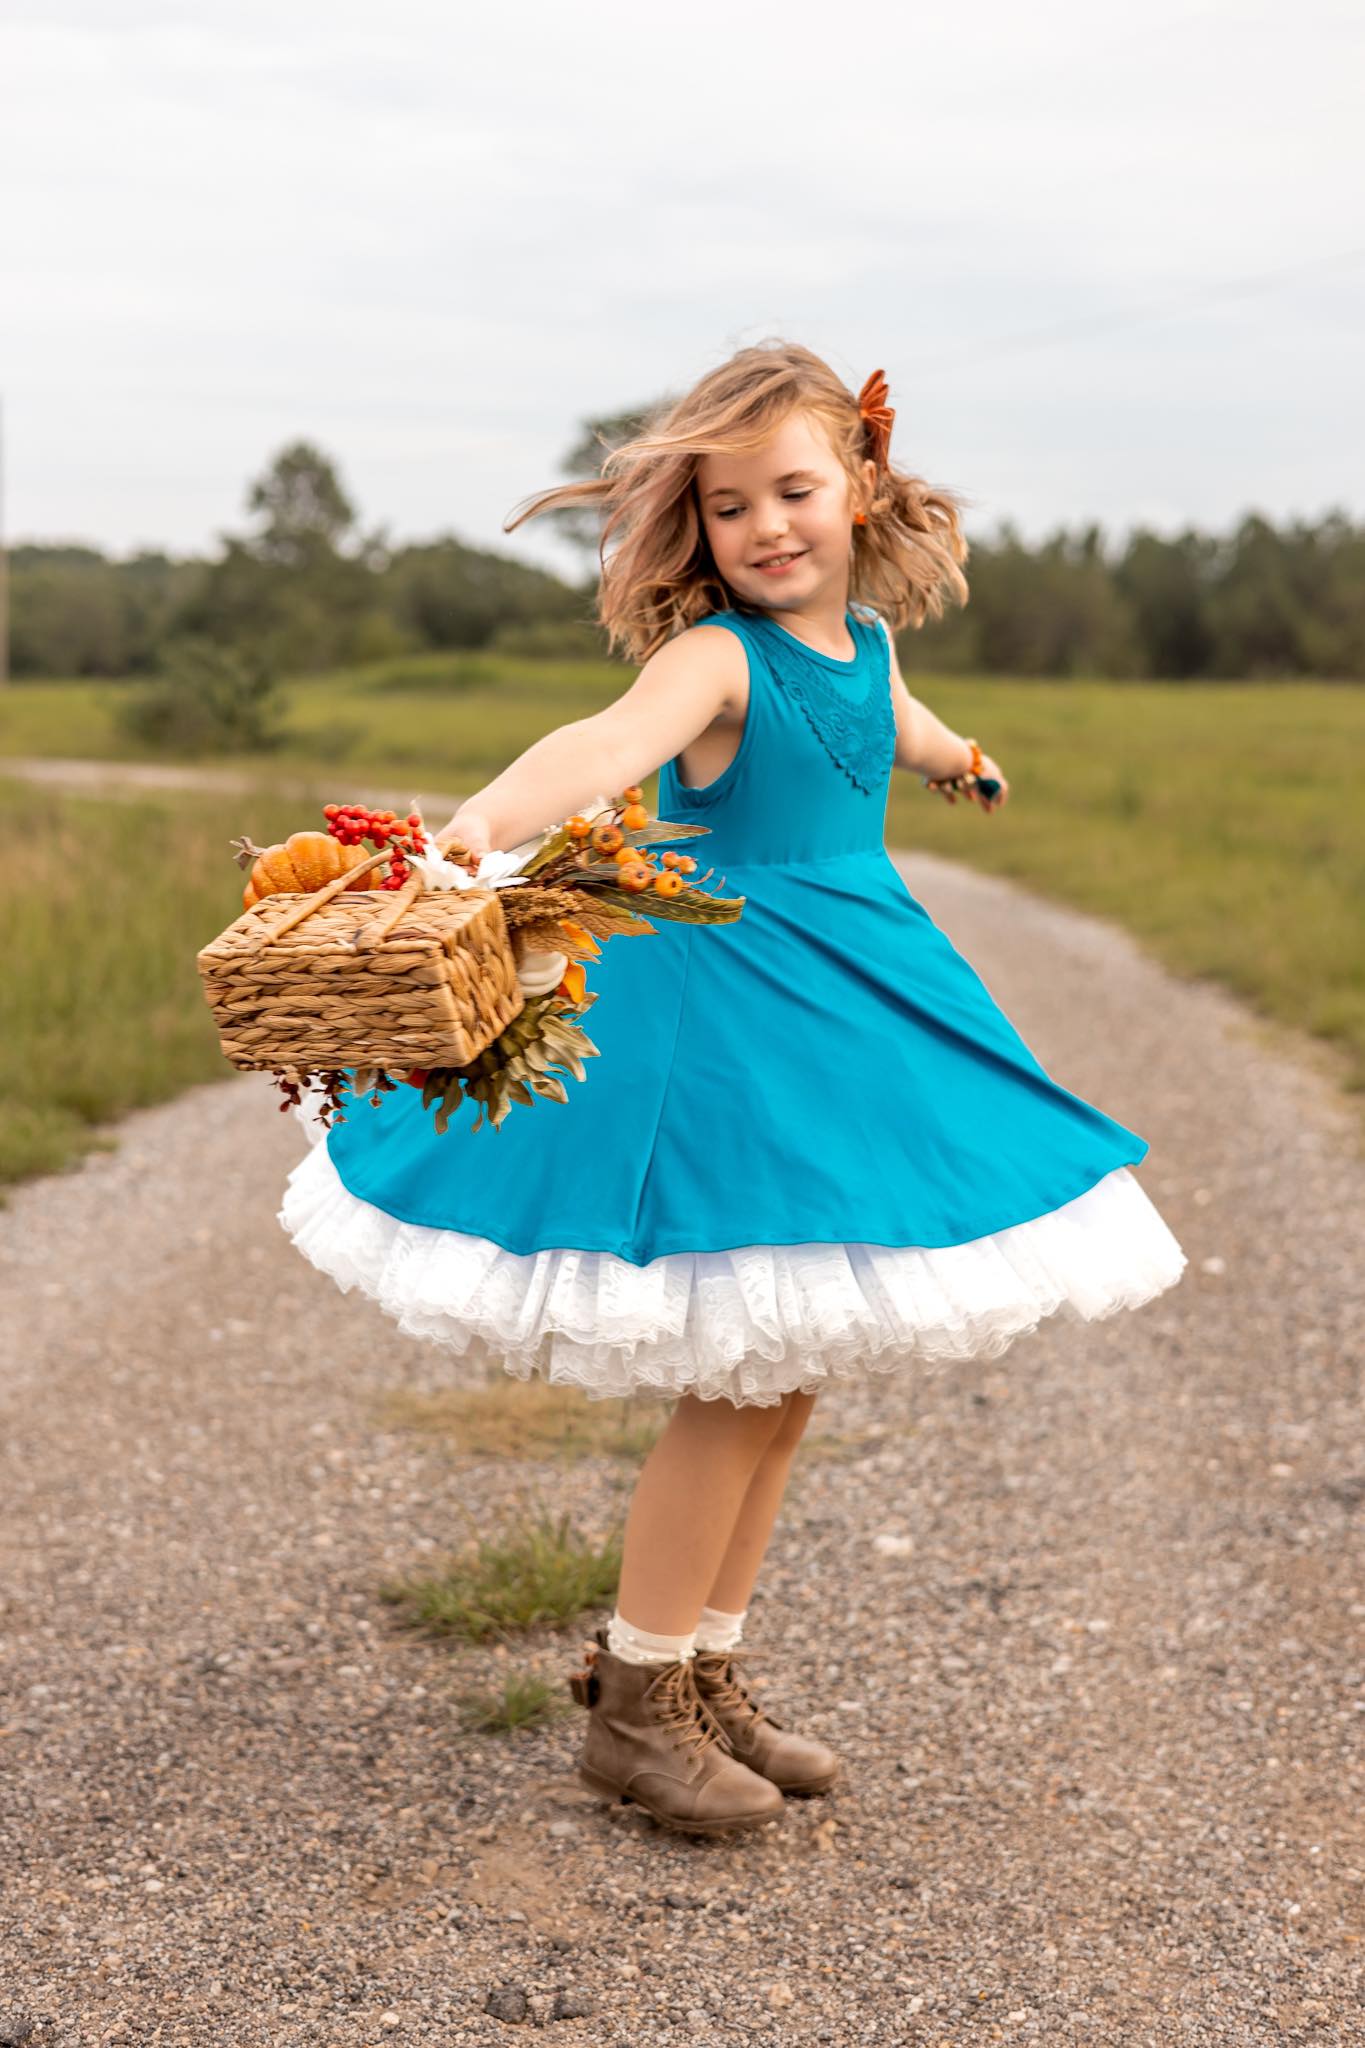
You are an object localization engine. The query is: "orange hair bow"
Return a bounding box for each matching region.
[857,367,895,472]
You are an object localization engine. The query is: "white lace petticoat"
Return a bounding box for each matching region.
[277,1095,1188,1409]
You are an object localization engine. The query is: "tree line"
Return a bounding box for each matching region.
[9,440,1363,683]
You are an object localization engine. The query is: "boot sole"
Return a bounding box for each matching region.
[578,1765,782,1837]
[775,1771,840,1795]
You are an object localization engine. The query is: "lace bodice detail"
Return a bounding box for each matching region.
[752,614,897,794]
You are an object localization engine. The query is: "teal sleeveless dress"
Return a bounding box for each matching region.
[280,602,1186,1406]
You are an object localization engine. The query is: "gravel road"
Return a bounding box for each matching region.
[2,846,1361,2048]
[0,755,462,811]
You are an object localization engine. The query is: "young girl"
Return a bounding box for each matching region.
[279,340,1187,1840]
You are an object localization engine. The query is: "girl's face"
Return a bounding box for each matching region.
[695,409,875,615]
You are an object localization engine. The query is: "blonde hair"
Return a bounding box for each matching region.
[503,338,972,663]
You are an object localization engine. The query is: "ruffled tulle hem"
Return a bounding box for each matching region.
[277,1102,1188,1408]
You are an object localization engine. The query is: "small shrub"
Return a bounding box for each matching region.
[115,636,287,754]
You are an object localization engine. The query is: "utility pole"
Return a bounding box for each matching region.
[0,395,8,686]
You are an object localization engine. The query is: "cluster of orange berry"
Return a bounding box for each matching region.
[322,803,429,892]
[567,788,698,897]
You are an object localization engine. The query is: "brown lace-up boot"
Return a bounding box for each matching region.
[691,1647,842,1795]
[567,1627,785,1837]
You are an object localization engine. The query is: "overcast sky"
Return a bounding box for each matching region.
[2,0,1361,581]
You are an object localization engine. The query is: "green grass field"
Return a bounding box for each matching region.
[1,660,1360,1195]
[0,651,617,785]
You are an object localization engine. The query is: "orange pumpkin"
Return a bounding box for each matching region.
[242,830,379,910]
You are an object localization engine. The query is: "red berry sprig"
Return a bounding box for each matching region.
[322,803,430,890]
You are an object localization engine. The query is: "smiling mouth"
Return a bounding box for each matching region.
[752,550,807,567]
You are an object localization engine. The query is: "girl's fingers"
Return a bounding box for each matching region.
[436,815,487,855]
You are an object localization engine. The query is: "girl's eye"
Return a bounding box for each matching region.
[715,490,812,521]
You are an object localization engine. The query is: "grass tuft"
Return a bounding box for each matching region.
[380,1504,622,1644]
[454,1672,572,1733]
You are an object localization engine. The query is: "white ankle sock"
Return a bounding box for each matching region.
[606,1609,697,1666]
[694,1604,747,1654]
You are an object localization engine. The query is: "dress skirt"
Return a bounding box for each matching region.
[280,1089,1186,1408]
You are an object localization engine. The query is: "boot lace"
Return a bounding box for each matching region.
[694,1650,772,1728]
[644,1657,727,1756]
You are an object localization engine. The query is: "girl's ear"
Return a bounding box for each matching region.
[851,455,877,522]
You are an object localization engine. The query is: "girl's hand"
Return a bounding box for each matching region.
[433,807,494,859]
[972,753,1009,813]
[926,752,1009,812]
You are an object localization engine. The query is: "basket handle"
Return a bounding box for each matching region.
[351,871,428,949]
[240,837,481,952]
[240,849,405,950]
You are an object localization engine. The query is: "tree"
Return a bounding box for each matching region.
[245,441,359,570]
[1113,529,1218,679]
[178,441,393,672]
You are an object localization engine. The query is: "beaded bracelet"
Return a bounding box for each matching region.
[923,735,985,796]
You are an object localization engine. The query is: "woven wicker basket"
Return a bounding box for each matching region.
[197,850,525,1076]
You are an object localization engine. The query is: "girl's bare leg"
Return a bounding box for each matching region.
[614,1389,795,1634]
[615,1388,819,1635]
[704,1389,818,1612]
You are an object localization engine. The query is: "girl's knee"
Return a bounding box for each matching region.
[672,1390,787,1443]
[767,1387,818,1454]
[670,1385,816,1455]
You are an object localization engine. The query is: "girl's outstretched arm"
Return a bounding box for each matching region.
[434,626,747,855]
[884,622,976,782]
[883,622,1008,812]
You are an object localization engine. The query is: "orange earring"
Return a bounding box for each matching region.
[853,510,868,526]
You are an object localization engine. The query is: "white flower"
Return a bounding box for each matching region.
[404,828,532,894]
[472,847,536,888]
